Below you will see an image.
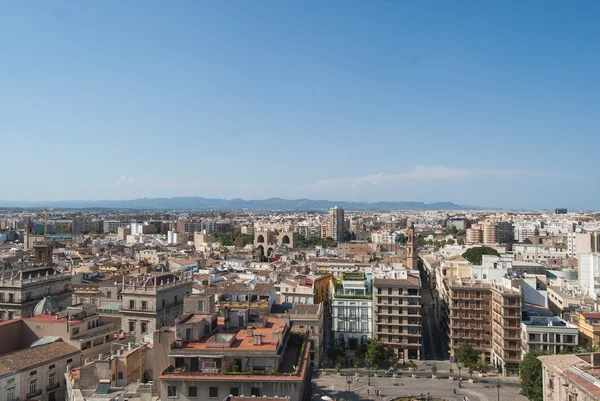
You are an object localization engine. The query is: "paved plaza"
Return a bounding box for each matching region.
[311,367,528,401]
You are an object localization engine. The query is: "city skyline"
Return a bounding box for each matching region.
[1,2,599,209]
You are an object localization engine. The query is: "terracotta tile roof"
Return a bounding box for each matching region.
[177,317,287,352]
[582,312,600,319]
[0,340,79,377]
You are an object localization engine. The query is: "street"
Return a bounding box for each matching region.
[420,267,448,361]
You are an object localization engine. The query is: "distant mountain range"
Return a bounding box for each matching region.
[0,197,484,211]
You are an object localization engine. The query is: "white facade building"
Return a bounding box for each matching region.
[578,252,600,300]
[331,274,372,350]
[521,316,579,356]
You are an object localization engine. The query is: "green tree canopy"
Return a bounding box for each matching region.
[462,246,501,265]
[455,343,479,367]
[327,340,345,364]
[520,350,551,401]
[366,340,386,367]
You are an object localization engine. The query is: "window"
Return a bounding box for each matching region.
[8,311,13,320]
[0,311,4,320]
[29,379,37,395]
[8,293,14,303]
[105,335,111,342]
[49,364,55,370]
[30,370,37,376]
[72,327,80,335]
[250,387,260,397]
[129,321,136,332]
[198,301,204,311]
[188,386,197,398]
[174,295,178,304]
[48,371,56,387]
[208,387,218,398]
[129,300,135,309]
[141,322,148,333]
[118,372,124,380]
[141,301,147,310]
[162,299,166,308]
[229,387,239,397]
[167,386,177,398]
[7,387,15,401]
[107,290,112,298]
[0,293,4,302]
[67,358,73,364]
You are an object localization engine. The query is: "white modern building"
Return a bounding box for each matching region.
[578,252,600,300]
[521,315,579,357]
[331,272,372,350]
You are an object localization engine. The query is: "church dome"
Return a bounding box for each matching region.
[33,296,59,316]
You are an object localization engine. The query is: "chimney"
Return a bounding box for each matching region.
[247,325,254,337]
[272,330,282,345]
[253,333,262,345]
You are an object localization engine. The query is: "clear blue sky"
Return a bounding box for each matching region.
[1,1,599,209]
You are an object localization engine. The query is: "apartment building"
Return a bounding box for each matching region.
[208,281,275,316]
[71,217,93,234]
[120,273,193,337]
[539,353,600,401]
[467,221,514,245]
[288,303,324,370]
[159,294,311,401]
[571,312,600,349]
[447,279,493,359]
[0,265,72,320]
[578,252,600,299]
[328,206,345,243]
[331,272,372,350]
[373,271,422,360]
[24,303,123,361]
[0,340,80,401]
[521,315,578,356]
[491,282,522,377]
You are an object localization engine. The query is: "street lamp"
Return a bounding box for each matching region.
[495,378,502,401]
[366,360,371,386]
[457,363,462,389]
[346,375,353,401]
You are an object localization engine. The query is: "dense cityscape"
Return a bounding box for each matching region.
[3,1,598,401]
[0,205,599,400]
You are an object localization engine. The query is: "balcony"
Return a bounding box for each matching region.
[46,383,60,391]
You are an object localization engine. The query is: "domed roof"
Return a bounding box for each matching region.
[33,296,59,316]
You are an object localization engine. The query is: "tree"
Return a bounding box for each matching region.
[407,359,417,371]
[457,238,465,245]
[520,350,551,401]
[234,236,246,249]
[477,358,486,373]
[576,344,599,353]
[335,363,342,374]
[327,340,345,364]
[455,343,479,368]
[431,364,438,376]
[462,246,501,265]
[366,340,386,367]
[355,344,367,360]
[354,361,360,374]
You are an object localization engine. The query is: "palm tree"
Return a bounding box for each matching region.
[576,344,599,353]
